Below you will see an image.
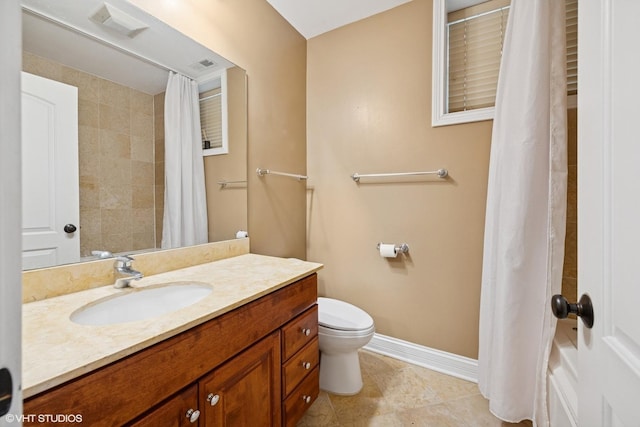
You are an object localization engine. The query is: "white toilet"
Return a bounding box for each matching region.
[317,297,375,395]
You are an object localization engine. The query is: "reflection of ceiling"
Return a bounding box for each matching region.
[21,0,235,95]
[266,0,413,39]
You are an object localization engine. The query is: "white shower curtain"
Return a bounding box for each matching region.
[161,72,208,249]
[478,0,567,426]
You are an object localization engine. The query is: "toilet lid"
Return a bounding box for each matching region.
[318,297,374,331]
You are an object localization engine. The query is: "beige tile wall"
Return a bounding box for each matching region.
[23,52,159,257]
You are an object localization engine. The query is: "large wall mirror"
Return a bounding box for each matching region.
[21,0,247,270]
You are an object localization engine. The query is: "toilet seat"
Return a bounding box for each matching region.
[318,297,374,331]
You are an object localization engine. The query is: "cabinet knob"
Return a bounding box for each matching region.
[207,393,220,406]
[302,361,311,370]
[302,395,312,404]
[301,328,311,336]
[185,408,200,423]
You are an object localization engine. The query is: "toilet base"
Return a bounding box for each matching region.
[319,351,364,395]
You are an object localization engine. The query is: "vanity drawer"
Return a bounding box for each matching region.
[281,305,318,361]
[282,336,319,398]
[282,365,319,427]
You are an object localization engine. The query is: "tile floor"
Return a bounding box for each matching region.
[298,350,533,427]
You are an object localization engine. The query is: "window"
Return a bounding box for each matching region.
[200,87,223,150]
[447,0,510,113]
[432,0,578,127]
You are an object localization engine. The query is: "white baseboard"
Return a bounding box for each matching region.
[363,333,478,383]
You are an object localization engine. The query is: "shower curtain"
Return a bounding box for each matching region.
[478,0,567,426]
[161,72,208,249]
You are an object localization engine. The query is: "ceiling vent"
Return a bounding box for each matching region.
[190,59,218,72]
[90,3,149,38]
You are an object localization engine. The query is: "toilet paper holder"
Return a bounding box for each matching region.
[376,242,409,254]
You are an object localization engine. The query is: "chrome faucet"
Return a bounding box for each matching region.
[114,255,143,289]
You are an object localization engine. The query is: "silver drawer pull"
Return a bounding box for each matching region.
[302,361,311,370]
[185,408,200,423]
[302,395,312,404]
[301,328,311,336]
[207,393,220,406]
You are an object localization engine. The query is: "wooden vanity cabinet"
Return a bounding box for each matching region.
[129,385,199,427]
[24,273,318,427]
[199,331,280,426]
[280,306,320,426]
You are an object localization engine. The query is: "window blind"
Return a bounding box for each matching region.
[447,2,509,113]
[199,87,222,150]
[447,0,578,113]
[566,0,578,95]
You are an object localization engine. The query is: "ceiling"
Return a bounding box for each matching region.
[266,0,489,39]
[21,0,482,93]
[266,0,414,39]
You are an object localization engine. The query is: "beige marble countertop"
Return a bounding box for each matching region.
[22,254,322,398]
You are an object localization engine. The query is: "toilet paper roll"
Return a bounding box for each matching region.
[379,243,397,258]
[236,230,249,239]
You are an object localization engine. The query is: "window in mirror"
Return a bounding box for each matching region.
[200,88,222,150]
[199,71,229,156]
[432,0,578,127]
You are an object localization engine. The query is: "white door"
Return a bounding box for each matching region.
[21,72,79,269]
[0,1,23,424]
[578,0,640,425]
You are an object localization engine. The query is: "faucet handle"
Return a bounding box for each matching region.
[115,255,134,267]
[91,250,113,259]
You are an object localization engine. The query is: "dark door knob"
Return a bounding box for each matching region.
[551,293,594,329]
[63,224,77,234]
[0,367,13,416]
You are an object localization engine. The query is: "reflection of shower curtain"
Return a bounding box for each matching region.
[478,0,567,426]
[161,72,208,249]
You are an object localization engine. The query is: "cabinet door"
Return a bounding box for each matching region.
[200,332,281,426]
[129,384,200,427]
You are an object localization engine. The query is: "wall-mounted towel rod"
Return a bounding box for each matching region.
[351,168,448,182]
[256,168,308,181]
[217,180,247,188]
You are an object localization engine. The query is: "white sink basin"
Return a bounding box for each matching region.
[70,282,213,326]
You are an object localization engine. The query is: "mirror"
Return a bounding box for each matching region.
[21,0,247,270]
[432,0,509,127]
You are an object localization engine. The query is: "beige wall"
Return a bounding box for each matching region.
[128,0,577,360]
[130,0,308,259]
[23,52,158,257]
[307,0,492,358]
[204,67,248,242]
